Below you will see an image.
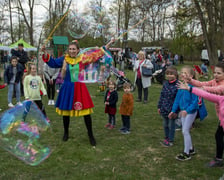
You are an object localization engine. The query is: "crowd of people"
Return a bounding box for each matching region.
[0,41,223,168]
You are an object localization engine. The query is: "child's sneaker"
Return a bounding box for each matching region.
[176,152,191,161]
[119,127,126,131]
[51,100,55,105]
[8,103,14,108]
[206,158,223,167]
[121,130,130,134]
[104,123,111,128]
[108,125,115,129]
[46,117,50,123]
[48,100,51,105]
[189,148,196,155]
[160,139,173,147]
[17,102,23,106]
[175,127,182,131]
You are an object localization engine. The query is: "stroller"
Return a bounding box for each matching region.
[152,65,167,84]
[110,66,135,91]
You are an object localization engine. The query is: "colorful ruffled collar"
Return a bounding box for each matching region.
[64,54,81,65]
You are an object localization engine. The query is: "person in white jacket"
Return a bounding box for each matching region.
[43,63,59,105]
[134,51,153,103]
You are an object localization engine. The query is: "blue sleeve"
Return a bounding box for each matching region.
[171,90,181,113]
[186,92,199,113]
[47,56,65,68]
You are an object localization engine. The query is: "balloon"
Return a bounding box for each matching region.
[0,101,51,166]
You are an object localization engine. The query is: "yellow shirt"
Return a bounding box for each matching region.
[24,75,47,100]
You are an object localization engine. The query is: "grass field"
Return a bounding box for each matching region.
[0,63,223,180]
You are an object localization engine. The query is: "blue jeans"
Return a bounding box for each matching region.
[162,115,175,142]
[8,82,20,103]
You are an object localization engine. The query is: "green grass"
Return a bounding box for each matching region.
[0,62,223,180]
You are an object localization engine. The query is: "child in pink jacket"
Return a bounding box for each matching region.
[181,62,224,167]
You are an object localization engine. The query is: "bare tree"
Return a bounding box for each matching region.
[8,0,15,43]
[17,0,35,45]
[0,1,8,43]
[193,0,223,65]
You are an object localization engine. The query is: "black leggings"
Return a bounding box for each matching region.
[136,78,148,101]
[45,79,56,99]
[34,100,46,117]
[108,114,116,125]
[215,124,224,159]
[63,115,94,137]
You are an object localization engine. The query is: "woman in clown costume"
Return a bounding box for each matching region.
[42,39,114,146]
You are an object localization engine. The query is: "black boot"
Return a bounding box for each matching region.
[84,115,96,146]
[63,116,70,141]
[88,134,96,146]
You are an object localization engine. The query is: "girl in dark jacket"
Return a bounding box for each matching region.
[104,80,118,129]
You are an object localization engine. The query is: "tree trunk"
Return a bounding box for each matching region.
[9,0,14,43]
[220,0,224,52]
[18,0,34,45]
[117,0,122,47]
[193,0,217,65]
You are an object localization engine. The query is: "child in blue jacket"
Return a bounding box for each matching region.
[169,66,199,161]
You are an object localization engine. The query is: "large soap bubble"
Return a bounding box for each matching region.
[73,47,113,83]
[0,101,51,166]
[67,11,91,39]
